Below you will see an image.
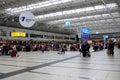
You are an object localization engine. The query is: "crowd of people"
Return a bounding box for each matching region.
[93,42,104,51]
[0,39,120,57]
[0,42,80,57]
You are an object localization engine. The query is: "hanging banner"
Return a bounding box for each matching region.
[81,27,91,43]
[19,12,36,28]
[81,27,91,38]
[77,27,91,38]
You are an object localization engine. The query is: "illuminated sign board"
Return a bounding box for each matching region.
[81,27,91,39]
[11,32,26,37]
[81,27,91,34]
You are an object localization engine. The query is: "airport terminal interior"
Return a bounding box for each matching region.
[0,0,120,80]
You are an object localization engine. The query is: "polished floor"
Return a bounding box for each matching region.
[0,48,120,80]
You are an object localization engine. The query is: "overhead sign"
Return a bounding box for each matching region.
[77,27,91,39]
[81,27,91,39]
[11,32,26,37]
[81,34,90,39]
[19,12,35,28]
[81,27,91,34]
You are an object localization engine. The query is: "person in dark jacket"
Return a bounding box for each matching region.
[86,42,90,53]
[2,44,9,55]
[109,40,114,56]
[81,43,87,57]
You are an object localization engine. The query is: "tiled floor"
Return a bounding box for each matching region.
[0,48,120,80]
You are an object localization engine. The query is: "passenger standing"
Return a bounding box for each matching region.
[41,44,45,53]
[2,44,9,55]
[81,43,87,57]
[109,40,114,56]
[61,44,65,54]
[86,42,90,53]
[11,45,19,57]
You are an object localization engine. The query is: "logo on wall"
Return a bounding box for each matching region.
[19,12,36,28]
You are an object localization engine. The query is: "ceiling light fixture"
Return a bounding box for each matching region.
[5,0,72,14]
[47,12,119,24]
[36,3,118,19]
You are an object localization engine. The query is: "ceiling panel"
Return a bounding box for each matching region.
[0,0,120,35]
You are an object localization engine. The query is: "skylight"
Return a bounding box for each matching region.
[47,12,118,24]
[5,0,72,14]
[36,3,118,19]
[57,18,117,27]
[94,5,105,9]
